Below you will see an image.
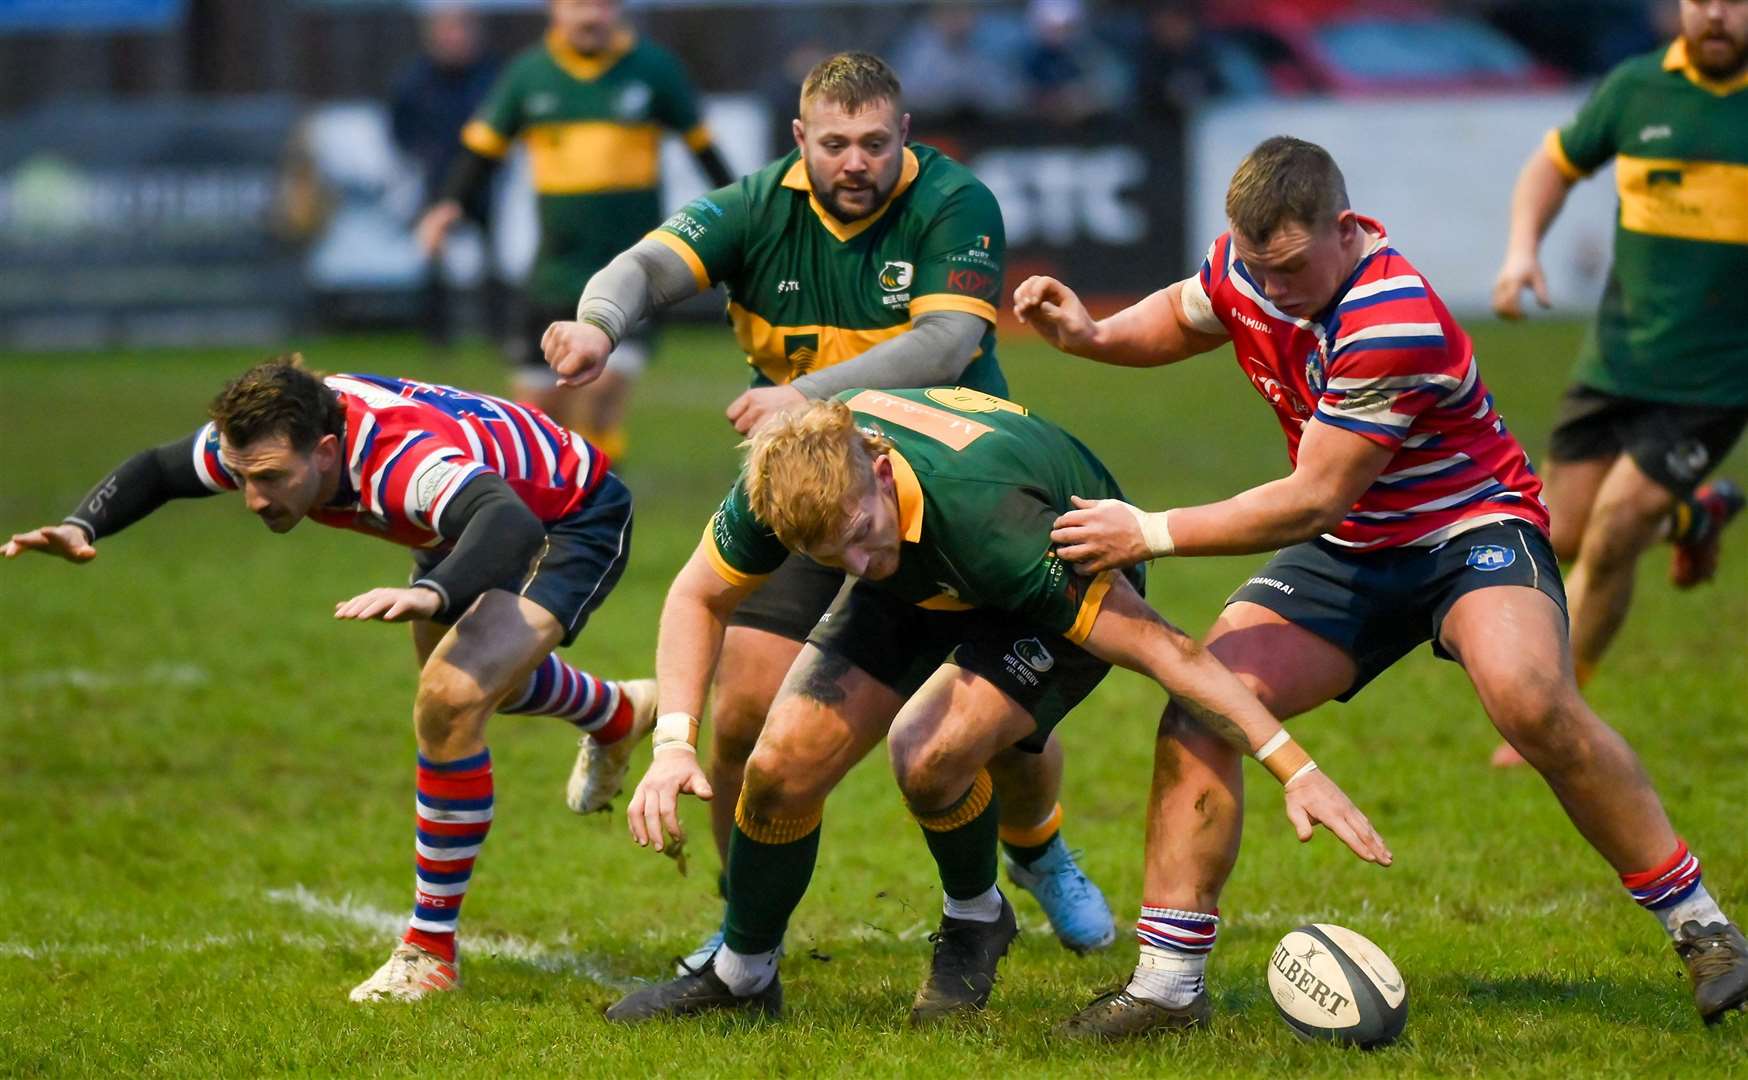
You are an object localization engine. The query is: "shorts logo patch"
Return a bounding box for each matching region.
[1665,440,1709,483]
[1013,638,1054,673]
[1465,544,1516,572]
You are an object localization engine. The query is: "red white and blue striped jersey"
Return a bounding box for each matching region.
[190,374,607,549]
[1179,217,1548,549]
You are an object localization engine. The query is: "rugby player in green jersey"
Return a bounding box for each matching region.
[417,0,734,460]
[543,52,1118,966]
[598,389,1389,1024]
[1490,0,1747,767]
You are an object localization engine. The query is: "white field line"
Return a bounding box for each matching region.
[15,662,210,691]
[263,884,642,990]
[0,929,334,960]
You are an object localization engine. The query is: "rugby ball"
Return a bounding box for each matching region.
[1266,924,1406,1048]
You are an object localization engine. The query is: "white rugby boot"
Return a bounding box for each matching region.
[348,940,460,1003]
[566,678,658,814]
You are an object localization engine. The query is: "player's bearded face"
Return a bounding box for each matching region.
[220,433,340,534]
[795,98,911,223]
[550,0,621,55]
[1681,0,1748,79]
[1231,212,1362,319]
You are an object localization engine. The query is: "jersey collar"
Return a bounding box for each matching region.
[781,147,921,243]
[1663,37,1748,96]
[887,447,925,542]
[545,28,635,82]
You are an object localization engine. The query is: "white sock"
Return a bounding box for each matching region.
[943,884,1004,923]
[1658,882,1728,938]
[1127,945,1207,1008]
[713,944,778,995]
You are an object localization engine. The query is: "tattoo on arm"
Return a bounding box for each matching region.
[1172,697,1251,752]
[779,649,853,707]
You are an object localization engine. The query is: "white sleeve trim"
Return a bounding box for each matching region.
[1176,275,1224,336]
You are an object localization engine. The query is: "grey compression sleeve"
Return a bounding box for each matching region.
[575,237,703,345]
[789,310,987,399]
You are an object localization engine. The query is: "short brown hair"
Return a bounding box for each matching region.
[799,51,902,115]
[209,354,345,452]
[743,400,892,553]
[1225,135,1350,243]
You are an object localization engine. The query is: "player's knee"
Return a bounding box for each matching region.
[891,739,976,813]
[740,743,822,818]
[414,664,493,738]
[1578,501,1664,571]
[1490,670,1584,760]
[1549,519,1583,563]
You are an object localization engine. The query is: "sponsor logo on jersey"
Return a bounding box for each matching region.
[946,268,994,297]
[1639,123,1673,143]
[526,92,559,117]
[1231,306,1271,334]
[923,387,1026,415]
[1013,638,1054,673]
[1465,544,1515,571]
[878,260,914,292]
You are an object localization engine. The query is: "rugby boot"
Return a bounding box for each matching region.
[1054,986,1211,1041]
[565,678,658,813]
[1671,479,1744,588]
[605,956,783,1023]
[1004,836,1117,954]
[908,896,1019,1024]
[1675,920,1748,1024]
[348,940,460,1003]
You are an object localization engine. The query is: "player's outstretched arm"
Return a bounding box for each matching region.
[1080,576,1392,865]
[628,541,759,853]
[1052,420,1393,569]
[1014,276,1228,367]
[7,432,221,564]
[545,237,704,387]
[1492,145,1575,320]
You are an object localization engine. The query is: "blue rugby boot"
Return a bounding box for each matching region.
[1004,836,1116,954]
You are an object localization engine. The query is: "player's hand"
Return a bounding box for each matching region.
[414,200,464,258]
[1491,251,1550,320]
[1013,275,1098,354]
[3,523,97,563]
[1050,496,1151,572]
[541,320,612,387]
[627,748,714,854]
[725,385,807,436]
[1282,768,1393,866]
[333,586,443,623]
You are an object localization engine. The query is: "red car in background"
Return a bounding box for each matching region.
[1205,0,1566,97]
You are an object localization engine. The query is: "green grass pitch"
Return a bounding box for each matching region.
[1,320,1744,1076]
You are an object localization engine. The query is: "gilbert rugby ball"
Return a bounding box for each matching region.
[1266,923,1406,1048]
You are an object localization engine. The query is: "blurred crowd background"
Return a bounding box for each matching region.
[0,0,1660,350]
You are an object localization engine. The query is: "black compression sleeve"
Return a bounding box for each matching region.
[439,148,500,223]
[64,433,217,541]
[693,143,735,189]
[413,472,545,619]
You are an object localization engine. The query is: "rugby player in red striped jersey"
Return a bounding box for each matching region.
[4,356,653,1002]
[1015,136,1748,1035]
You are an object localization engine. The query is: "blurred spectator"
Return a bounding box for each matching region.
[888,5,1024,123]
[1133,2,1224,114]
[388,4,502,350]
[1020,0,1130,125]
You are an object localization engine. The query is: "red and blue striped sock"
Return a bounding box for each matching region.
[499,655,631,742]
[1128,905,1219,1007]
[403,750,493,963]
[1622,840,1726,937]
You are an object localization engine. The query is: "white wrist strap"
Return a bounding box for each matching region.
[1285,760,1319,786]
[652,711,698,755]
[1119,502,1175,557]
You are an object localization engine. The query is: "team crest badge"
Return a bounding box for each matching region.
[878,261,914,292]
[1013,638,1054,673]
[1465,544,1515,572]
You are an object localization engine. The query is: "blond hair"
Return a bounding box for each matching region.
[799,51,902,115]
[743,400,892,552]
[1225,135,1350,243]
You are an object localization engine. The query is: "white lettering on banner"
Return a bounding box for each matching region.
[974,147,1147,247]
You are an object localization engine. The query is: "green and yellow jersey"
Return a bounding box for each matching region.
[649,143,1009,393]
[1548,37,1748,406]
[461,30,713,308]
[705,387,1143,645]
